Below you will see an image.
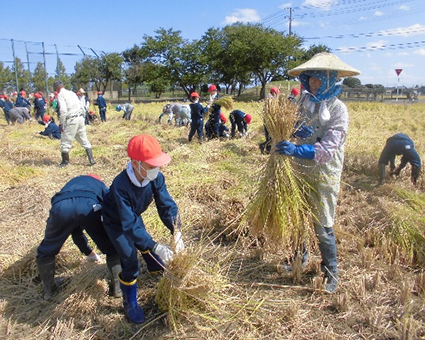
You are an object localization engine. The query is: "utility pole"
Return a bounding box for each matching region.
[42,42,49,96]
[288,7,293,35]
[11,39,19,91]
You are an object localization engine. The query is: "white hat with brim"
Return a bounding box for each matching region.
[78,88,86,94]
[288,52,361,78]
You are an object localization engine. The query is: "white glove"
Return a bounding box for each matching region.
[86,252,100,262]
[174,231,184,254]
[153,243,174,264]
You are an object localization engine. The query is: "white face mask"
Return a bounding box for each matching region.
[137,162,159,181]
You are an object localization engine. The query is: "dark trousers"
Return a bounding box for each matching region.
[100,108,106,122]
[188,118,204,141]
[37,197,117,259]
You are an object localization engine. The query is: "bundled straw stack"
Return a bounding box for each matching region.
[156,245,228,331]
[245,95,314,252]
[212,96,233,111]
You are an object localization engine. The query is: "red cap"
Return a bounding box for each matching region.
[97,91,102,95]
[208,85,217,92]
[87,174,102,181]
[291,88,300,96]
[89,110,94,115]
[12,91,17,96]
[0,95,3,98]
[77,92,81,96]
[190,92,200,98]
[4,95,8,99]
[20,90,26,97]
[219,112,227,123]
[42,115,51,123]
[270,87,280,95]
[244,114,252,125]
[127,134,171,167]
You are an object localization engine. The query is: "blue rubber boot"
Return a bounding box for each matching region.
[141,250,165,274]
[119,274,145,324]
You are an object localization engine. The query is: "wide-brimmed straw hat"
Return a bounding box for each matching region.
[288,52,360,78]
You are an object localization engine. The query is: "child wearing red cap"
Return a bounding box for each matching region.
[188,92,209,143]
[229,110,252,138]
[39,115,61,139]
[102,134,184,324]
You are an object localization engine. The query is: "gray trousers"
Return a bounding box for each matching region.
[60,115,92,153]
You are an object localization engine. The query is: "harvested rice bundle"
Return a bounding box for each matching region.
[244,96,314,251]
[156,245,229,331]
[213,96,234,111]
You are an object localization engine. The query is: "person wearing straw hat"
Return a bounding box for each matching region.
[102,134,184,324]
[378,133,421,185]
[36,174,123,301]
[275,52,360,293]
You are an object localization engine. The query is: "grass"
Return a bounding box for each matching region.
[0,99,425,339]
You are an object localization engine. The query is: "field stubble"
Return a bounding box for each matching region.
[0,100,424,339]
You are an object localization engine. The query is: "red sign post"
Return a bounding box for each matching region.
[395,69,403,101]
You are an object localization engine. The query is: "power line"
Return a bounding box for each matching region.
[334,39,425,52]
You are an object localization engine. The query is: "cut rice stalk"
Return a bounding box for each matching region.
[213,96,234,111]
[244,96,315,251]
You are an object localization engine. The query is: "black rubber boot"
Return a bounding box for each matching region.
[85,148,96,165]
[37,257,58,301]
[106,254,123,298]
[59,152,69,167]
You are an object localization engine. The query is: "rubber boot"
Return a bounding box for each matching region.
[106,254,122,298]
[37,257,58,301]
[141,250,165,274]
[85,148,96,165]
[324,272,338,293]
[119,274,145,324]
[59,152,69,167]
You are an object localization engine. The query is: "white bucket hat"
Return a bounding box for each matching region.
[288,52,360,78]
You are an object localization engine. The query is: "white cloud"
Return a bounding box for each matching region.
[278,3,292,9]
[378,24,425,37]
[399,5,410,11]
[398,52,409,56]
[366,40,387,50]
[393,62,414,68]
[223,9,260,24]
[358,16,368,20]
[302,0,337,10]
[375,10,384,16]
[414,48,425,55]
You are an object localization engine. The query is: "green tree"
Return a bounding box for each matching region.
[32,62,48,93]
[72,56,101,91]
[221,23,303,99]
[55,58,71,89]
[0,62,13,93]
[11,58,31,92]
[343,77,362,88]
[99,52,123,91]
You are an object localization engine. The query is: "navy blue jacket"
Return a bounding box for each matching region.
[189,102,208,120]
[34,97,46,114]
[15,95,30,108]
[40,122,61,139]
[95,95,107,109]
[3,101,13,113]
[51,175,108,206]
[102,170,178,251]
[379,133,421,169]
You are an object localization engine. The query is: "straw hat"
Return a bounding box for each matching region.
[288,52,360,78]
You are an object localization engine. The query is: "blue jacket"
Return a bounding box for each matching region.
[102,170,178,251]
[379,133,421,169]
[40,122,61,139]
[34,97,46,113]
[51,175,108,206]
[15,95,30,108]
[95,95,107,109]
[3,101,13,113]
[189,102,208,120]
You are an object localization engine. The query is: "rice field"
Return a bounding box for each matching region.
[0,98,424,339]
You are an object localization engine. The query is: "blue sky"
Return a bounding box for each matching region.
[1,0,424,88]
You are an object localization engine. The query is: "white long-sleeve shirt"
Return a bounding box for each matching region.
[57,88,84,125]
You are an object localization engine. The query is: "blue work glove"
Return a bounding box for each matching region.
[293,124,314,139]
[275,141,315,160]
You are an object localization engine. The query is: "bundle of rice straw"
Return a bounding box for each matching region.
[156,245,229,332]
[244,95,314,252]
[213,96,234,111]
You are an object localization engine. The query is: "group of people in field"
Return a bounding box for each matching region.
[18,52,420,326]
[159,85,252,143]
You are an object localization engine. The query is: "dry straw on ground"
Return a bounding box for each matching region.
[244,96,314,253]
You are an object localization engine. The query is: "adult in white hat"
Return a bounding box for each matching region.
[275,52,360,293]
